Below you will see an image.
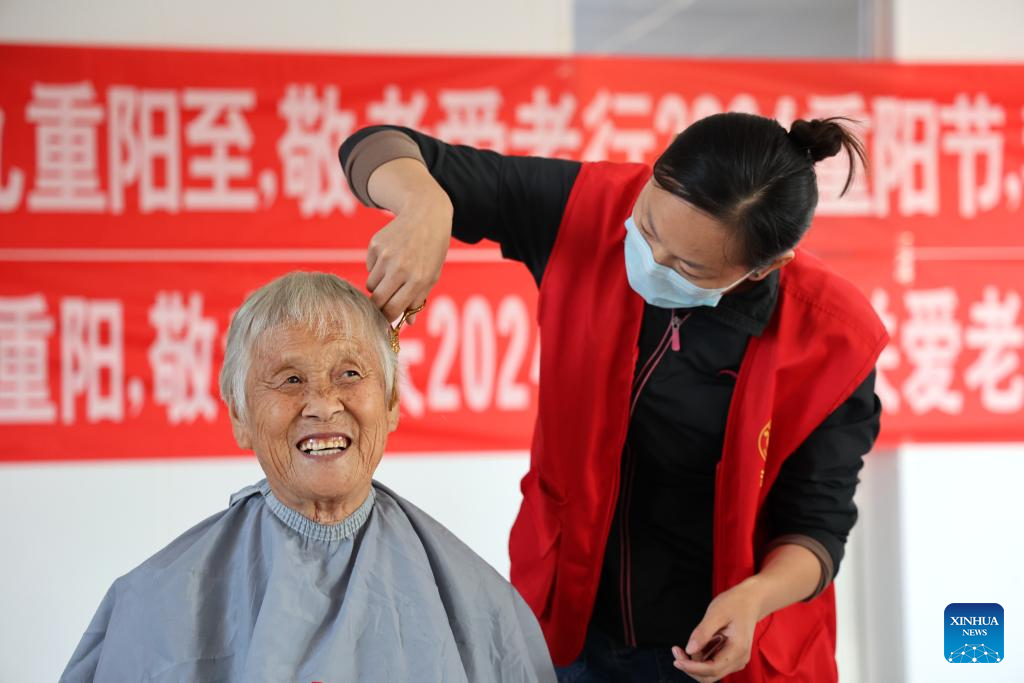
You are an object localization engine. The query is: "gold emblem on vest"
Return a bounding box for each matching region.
[758,420,771,487]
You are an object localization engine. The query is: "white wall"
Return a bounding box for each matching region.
[893,0,1024,61]
[898,445,1024,682]
[2,1,1024,682]
[888,4,1024,682]
[0,0,572,54]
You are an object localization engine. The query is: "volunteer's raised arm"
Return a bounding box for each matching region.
[339,126,581,320]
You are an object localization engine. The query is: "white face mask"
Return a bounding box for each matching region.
[623,216,754,309]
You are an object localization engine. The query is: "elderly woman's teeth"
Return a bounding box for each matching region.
[299,437,349,453]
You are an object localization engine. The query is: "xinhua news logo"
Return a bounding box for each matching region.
[945,603,1003,663]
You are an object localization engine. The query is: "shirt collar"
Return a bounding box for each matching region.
[259,479,375,542]
[697,269,779,337]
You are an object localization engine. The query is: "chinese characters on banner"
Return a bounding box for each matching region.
[1,44,1022,460]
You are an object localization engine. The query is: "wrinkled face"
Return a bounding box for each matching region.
[231,321,398,517]
[631,179,776,288]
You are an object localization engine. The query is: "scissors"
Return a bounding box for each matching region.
[389,300,426,353]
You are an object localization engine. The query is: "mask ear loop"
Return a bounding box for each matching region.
[388,300,426,406]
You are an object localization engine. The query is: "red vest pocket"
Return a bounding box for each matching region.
[509,477,564,619]
[757,602,837,682]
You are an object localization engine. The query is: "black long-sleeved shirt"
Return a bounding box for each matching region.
[339,126,881,649]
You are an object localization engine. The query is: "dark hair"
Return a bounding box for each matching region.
[652,113,867,269]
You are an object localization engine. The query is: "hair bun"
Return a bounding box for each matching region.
[788,118,845,162]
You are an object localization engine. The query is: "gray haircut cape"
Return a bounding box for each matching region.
[61,481,556,682]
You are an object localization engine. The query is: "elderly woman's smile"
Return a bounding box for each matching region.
[236,324,399,524]
[296,434,351,457]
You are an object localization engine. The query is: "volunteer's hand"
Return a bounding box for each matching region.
[671,579,764,682]
[364,158,454,324]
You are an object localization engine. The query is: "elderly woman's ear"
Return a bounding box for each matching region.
[229,404,253,451]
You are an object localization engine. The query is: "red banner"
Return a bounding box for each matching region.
[1,44,1022,460]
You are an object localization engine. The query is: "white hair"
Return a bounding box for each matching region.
[219,271,398,422]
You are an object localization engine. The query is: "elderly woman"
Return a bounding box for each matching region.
[61,272,556,682]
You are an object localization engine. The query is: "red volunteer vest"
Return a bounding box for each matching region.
[508,161,888,680]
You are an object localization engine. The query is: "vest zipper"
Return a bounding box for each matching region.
[619,309,688,646]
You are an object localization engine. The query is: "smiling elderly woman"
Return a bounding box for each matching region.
[61,272,555,682]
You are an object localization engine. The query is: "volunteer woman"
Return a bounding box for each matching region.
[338,113,886,683]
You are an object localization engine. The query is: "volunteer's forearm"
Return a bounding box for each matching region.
[366,157,452,217]
[746,542,823,621]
